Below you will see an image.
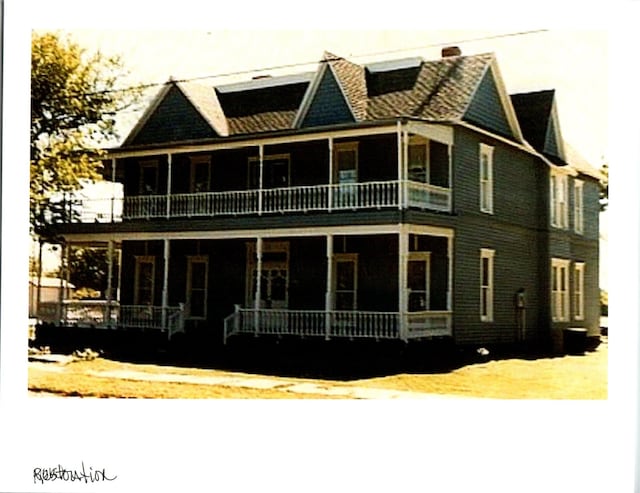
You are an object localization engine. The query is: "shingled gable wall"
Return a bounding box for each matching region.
[463,67,515,139]
[300,65,355,127]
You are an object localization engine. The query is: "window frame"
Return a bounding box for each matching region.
[479,144,494,214]
[407,136,429,184]
[247,153,291,190]
[574,179,584,234]
[551,258,570,322]
[333,253,358,311]
[333,142,359,184]
[186,255,209,320]
[134,255,155,306]
[407,251,431,312]
[480,248,495,322]
[574,262,585,321]
[139,160,159,195]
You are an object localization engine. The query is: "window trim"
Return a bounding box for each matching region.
[480,248,495,322]
[247,153,291,190]
[139,160,159,195]
[574,179,584,234]
[479,144,494,214]
[551,258,570,322]
[134,255,155,306]
[574,262,585,321]
[186,255,209,320]
[189,155,212,193]
[333,253,358,311]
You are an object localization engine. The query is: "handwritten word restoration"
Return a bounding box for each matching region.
[33,462,117,484]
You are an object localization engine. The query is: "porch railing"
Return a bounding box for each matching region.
[43,180,451,223]
[223,307,452,344]
[37,300,185,340]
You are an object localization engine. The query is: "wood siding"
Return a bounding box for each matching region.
[463,68,514,139]
[301,68,355,127]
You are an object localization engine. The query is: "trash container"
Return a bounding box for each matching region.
[563,327,587,355]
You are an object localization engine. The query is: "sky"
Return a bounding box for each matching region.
[3,3,640,492]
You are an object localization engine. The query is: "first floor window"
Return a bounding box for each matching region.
[574,262,585,320]
[551,258,570,321]
[186,256,208,319]
[480,248,495,321]
[134,256,155,306]
[407,252,431,312]
[334,253,358,311]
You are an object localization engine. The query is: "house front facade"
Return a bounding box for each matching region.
[40,48,601,351]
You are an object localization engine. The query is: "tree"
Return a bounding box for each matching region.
[31,31,141,233]
[66,247,119,298]
[599,162,608,212]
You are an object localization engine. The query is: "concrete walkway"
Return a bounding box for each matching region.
[87,368,453,399]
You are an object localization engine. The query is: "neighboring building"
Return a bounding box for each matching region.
[29,277,75,318]
[41,48,601,351]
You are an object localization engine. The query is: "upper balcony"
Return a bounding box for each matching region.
[40,125,453,226]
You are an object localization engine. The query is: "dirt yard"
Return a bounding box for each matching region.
[28,337,607,399]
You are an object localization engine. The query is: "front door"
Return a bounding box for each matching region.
[246,242,289,309]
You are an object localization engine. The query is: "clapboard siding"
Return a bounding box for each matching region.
[463,68,514,138]
[130,86,218,146]
[301,68,355,128]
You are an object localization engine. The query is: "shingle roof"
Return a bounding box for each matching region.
[324,51,368,121]
[177,81,229,137]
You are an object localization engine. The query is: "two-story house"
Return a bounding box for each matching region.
[39,47,601,353]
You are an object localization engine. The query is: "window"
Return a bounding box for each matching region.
[480,248,495,321]
[248,154,290,189]
[479,144,494,213]
[139,160,159,195]
[334,143,358,208]
[408,136,428,183]
[550,171,569,228]
[574,262,585,321]
[246,241,289,309]
[407,252,431,312]
[574,180,584,234]
[551,258,570,321]
[134,256,155,306]
[186,256,208,319]
[190,155,211,193]
[333,253,358,311]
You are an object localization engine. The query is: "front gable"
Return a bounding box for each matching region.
[298,63,356,128]
[125,84,219,147]
[463,66,515,139]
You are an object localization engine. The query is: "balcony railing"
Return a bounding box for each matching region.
[44,180,451,224]
[223,307,452,343]
[37,300,185,340]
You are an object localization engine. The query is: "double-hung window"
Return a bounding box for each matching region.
[480,248,495,322]
[134,256,155,306]
[333,253,358,311]
[551,258,570,321]
[550,171,569,228]
[574,179,584,234]
[574,262,585,321]
[479,144,494,214]
[190,155,212,193]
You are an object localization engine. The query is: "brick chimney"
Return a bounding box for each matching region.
[441,46,462,57]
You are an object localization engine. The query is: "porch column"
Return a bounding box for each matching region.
[166,153,172,218]
[161,239,170,330]
[254,237,263,334]
[258,145,264,215]
[396,121,403,210]
[111,157,117,222]
[398,228,409,341]
[106,240,114,327]
[328,137,334,212]
[325,234,334,339]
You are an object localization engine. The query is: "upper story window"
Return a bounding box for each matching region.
[139,160,159,195]
[550,171,569,229]
[248,154,290,189]
[190,155,211,193]
[480,248,495,322]
[408,136,428,183]
[334,142,358,184]
[574,179,584,234]
[479,144,494,214]
[551,258,570,321]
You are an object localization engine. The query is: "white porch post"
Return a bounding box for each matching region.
[398,227,409,341]
[396,121,403,210]
[166,153,172,218]
[325,234,333,340]
[328,137,334,212]
[258,145,264,215]
[254,237,263,334]
[106,240,114,327]
[161,239,170,330]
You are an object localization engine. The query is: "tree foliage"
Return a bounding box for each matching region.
[31,31,141,233]
[599,163,608,212]
[66,247,119,298]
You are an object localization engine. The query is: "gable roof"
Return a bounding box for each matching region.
[511,89,566,165]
